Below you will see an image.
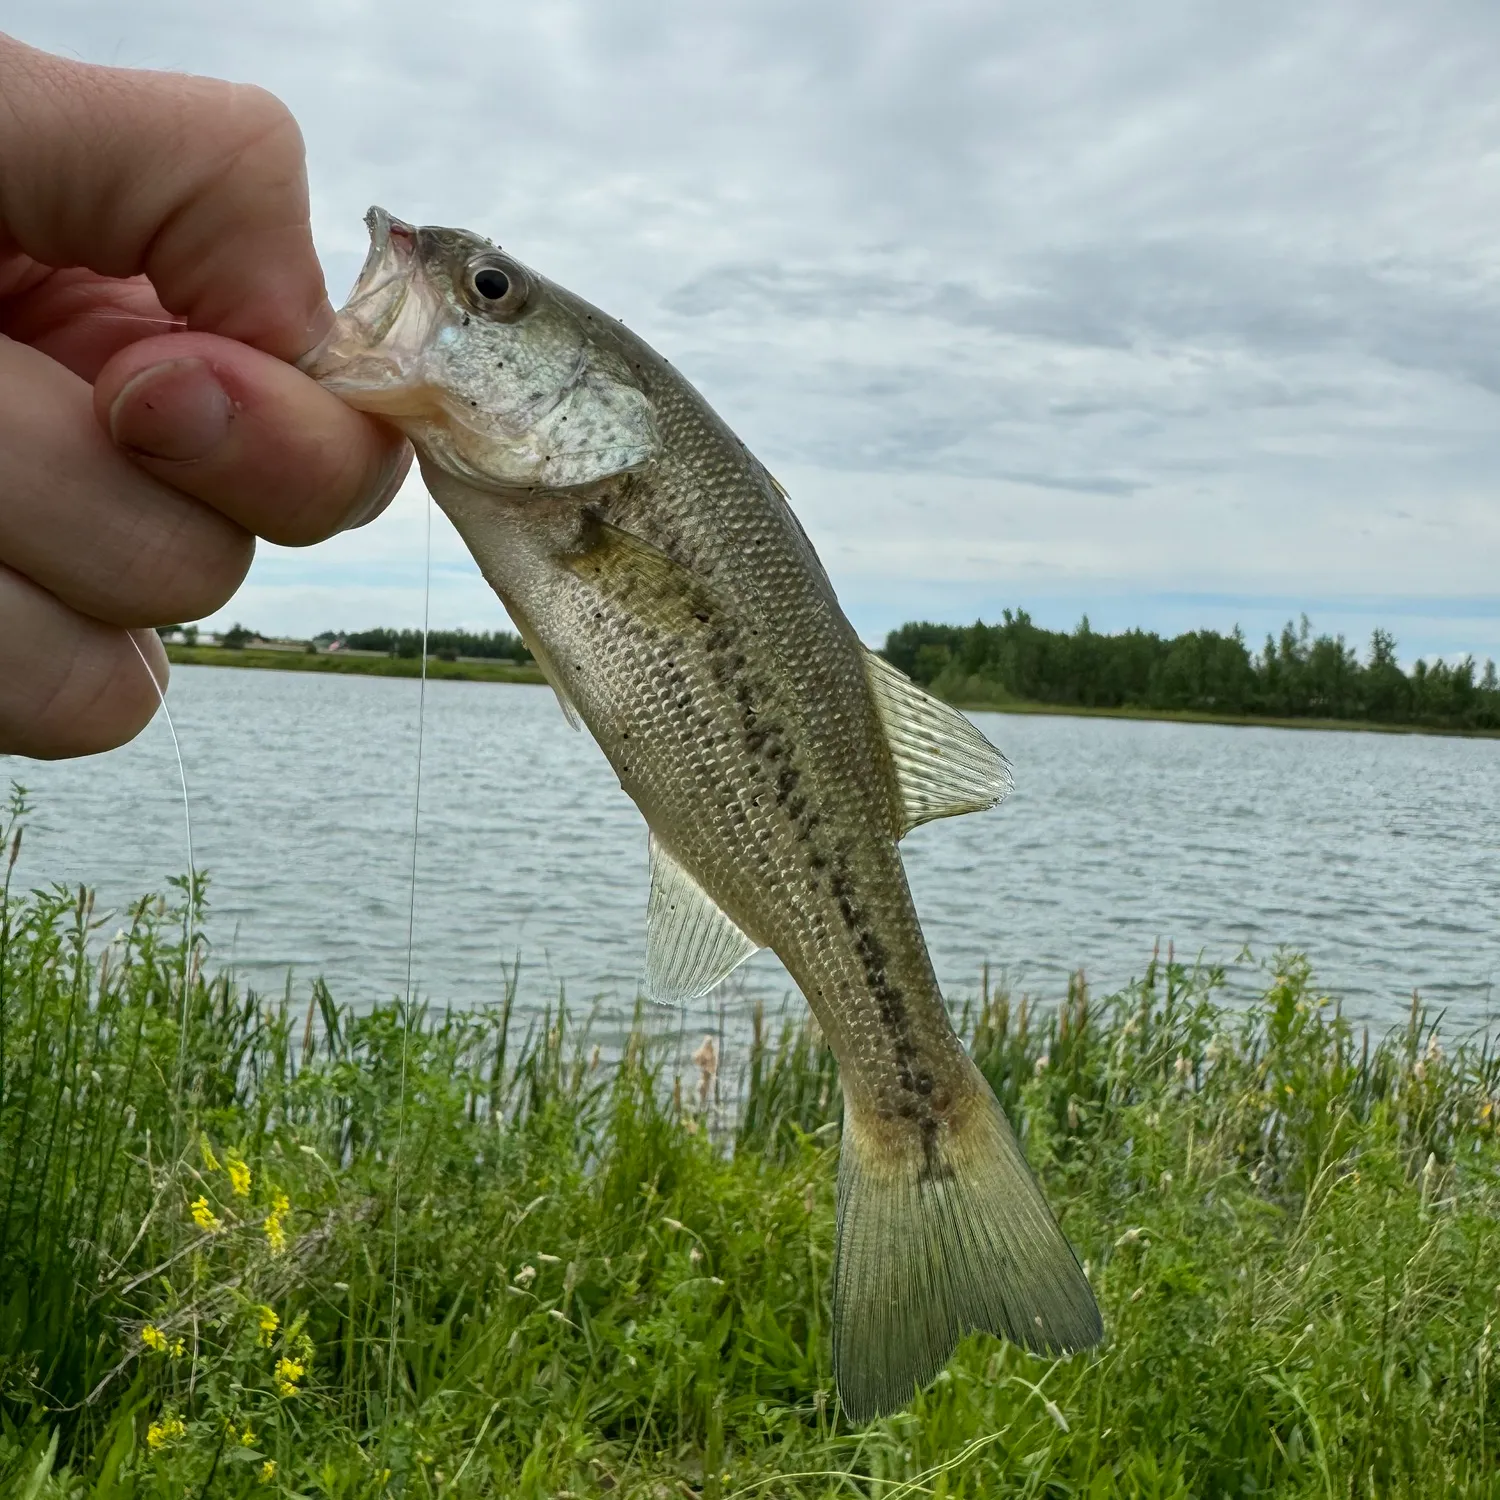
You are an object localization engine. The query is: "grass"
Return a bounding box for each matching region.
[4,786,1500,1496]
[163,645,546,686]
[945,692,1500,740]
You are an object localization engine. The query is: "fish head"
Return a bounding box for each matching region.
[301,207,659,491]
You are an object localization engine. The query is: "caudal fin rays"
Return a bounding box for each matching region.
[832,1077,1102,1423]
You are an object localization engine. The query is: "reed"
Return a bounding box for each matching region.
[2,789,1499,1496]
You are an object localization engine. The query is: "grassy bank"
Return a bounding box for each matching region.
[164,644,545,686]
[164,643,1500,738]
[4,809,1500,1493]
[946,691,1500,739]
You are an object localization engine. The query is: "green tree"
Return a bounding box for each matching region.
[219,623,255,650]
[881,611,1500,731]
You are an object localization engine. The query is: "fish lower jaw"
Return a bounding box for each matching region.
[316,375,433,418]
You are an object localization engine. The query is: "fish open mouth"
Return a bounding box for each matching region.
[304,204,662,489]
[298,206,441,412]
[344,207,418,343]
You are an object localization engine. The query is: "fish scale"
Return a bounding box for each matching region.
[304,206,1103,1420]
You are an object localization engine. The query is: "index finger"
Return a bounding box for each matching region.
[0,33,330,362]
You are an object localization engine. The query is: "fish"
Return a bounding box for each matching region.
[302,208,1103,1420]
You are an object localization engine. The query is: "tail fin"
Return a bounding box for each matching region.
[832,1071,1102,1422]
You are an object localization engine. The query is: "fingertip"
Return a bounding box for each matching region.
[128,626,171,701]
[339,434,413,533]
[36,636,164,760]
[0,568,169,760]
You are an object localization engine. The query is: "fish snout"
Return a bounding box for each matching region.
[299,206,448,416]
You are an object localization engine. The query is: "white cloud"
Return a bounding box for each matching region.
[16,0,1500,656]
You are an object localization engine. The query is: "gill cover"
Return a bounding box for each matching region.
[427,345,662,492]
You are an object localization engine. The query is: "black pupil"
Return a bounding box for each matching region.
[473,267,510,300]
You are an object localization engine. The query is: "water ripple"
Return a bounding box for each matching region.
[4,669,1499,1032]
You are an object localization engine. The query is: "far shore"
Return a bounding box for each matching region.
[165,643,546,685]
[947,693,1500,740]
[165,643,1500,740]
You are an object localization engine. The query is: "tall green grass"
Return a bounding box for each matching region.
[3,784,1500,1496]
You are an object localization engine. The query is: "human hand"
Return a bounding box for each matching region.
[0,34,411,759]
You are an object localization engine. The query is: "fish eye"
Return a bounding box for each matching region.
[473,268,509,299]
[464,254,529,318]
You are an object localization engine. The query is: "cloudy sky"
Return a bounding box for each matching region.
[17,1,1500,662]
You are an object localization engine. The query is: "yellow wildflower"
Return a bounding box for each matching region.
[257,1305,279,1347]
[273,1355,305,1397]
[146,1414,186,1451]
[240,1425,257,1446]
[199,1133,221,1173]
[263,1190,290,1255]
[226,1153,252,1198]
[169,1337,186,1359]
[260,1459,277,1482]
[190,1195,222,1233]
[141,1324,167,1353]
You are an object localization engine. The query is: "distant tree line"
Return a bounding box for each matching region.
[330,628,532,664]
[166,624,534,663]
[883,612,1500,731]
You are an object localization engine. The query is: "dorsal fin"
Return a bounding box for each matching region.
[863,649,1013,835]
[645,833,761,1006]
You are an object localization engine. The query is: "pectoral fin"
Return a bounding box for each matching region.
[565,516,720,625]
[521,629,582,731]
[863,649,1013,835]
[645,834,761,1006]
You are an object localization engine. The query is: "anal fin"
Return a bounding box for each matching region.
[863,650,1013,835]
[645,834,760,1006]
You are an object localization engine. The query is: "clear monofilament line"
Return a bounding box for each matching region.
[127,631,198,1114]
[386,487,432,1422]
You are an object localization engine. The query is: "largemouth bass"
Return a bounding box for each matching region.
[303,209,1103,1419]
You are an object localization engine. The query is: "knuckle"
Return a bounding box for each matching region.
[168,79,304,196]
[219,84,305,175]
[230,83,301,146]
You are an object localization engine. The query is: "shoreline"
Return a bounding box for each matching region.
[951,694,1500,739]
[167,644,1500,740]
[165,642,546,685]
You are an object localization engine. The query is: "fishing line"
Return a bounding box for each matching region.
[386,484,432,1420]
[127,630,198,1112]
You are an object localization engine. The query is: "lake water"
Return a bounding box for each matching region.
[4,664,1498,1038]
